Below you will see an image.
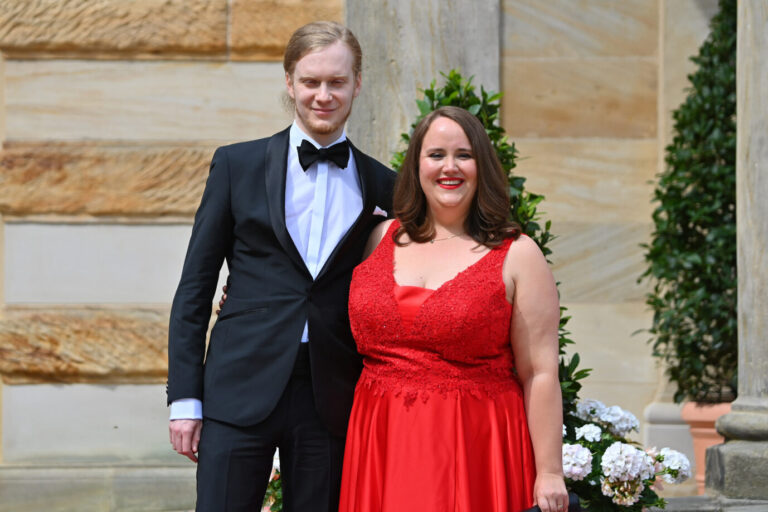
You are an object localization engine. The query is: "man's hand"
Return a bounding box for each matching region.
[215,285,228,315]
[169,419,202,463]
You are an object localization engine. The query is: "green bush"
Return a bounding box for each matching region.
[640,0,737,404]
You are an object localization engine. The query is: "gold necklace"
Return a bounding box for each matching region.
[429,233,463,244]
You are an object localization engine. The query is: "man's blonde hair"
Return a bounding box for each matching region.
[283,21,362,78]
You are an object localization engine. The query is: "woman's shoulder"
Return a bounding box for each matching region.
[363,219,396,260]
[503,234,549,275]
[506,233,543,255]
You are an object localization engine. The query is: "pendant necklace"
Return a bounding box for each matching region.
[430,233,462,244]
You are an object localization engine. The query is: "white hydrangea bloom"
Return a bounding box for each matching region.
[575,424,602,443]
[599,442,654,506]
[601,442,655,482]
[659,448,692,484]
[563,424,567,437]
[599,405,640,437]
[562,443,593,481]
[575,398,607,421]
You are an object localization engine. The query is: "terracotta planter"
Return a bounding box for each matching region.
[680,401,732,494]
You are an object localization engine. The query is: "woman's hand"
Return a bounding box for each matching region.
[532,472,569,512]
[215,285,227,315]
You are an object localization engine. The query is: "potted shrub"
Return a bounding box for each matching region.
[640,0,737,494]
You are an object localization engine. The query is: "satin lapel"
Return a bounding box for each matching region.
[264,128,311,277]
[316,142,376,280]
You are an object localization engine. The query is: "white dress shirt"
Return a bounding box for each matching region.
[170,122,363,420]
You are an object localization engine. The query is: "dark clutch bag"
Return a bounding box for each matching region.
[521,492,581,512]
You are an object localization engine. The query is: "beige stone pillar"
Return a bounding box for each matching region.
[706,0,768,501]
[346,0,500,163]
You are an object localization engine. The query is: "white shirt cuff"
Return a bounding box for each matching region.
[169,398,203,420]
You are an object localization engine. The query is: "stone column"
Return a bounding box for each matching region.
[706,0,768,501]
[346,0,500,163]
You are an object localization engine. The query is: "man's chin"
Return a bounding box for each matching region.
[307,119,341,135]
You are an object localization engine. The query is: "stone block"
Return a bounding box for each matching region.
[548,222,652,303]
[0,0,226,59]
[514,139,657,223]
[4,60,290,141]
[0,465,195,512]
[502,58,657,138]
[706,441,768,500]
[4,223,229,304]
[503,0,657,57]
[2,384,184,462]
[230,0,343,60]
[0,307,171,384]
[0,142,214,216]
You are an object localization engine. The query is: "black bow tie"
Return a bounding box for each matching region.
[297,139,350,171]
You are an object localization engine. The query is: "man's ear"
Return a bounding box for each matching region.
[353,72,362,98]
[285,72,295,99]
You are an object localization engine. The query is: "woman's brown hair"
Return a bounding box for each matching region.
[393,106,520,247]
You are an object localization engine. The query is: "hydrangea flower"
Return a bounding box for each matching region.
[562,443,593,481]
[575,398,607,421]
[601,477,645,506]
[659,448,692,484]
[599,405,640,437]
[599,442,655,505]
[601,442,655,482]
[563,398,691,508]
[575,424,602,443]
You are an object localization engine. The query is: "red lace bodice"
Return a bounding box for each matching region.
[348,221,520,404]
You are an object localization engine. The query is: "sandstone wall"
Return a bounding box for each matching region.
[0,1,720,505]
[0,0,341,471]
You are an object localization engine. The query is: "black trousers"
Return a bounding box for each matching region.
[196,344,346,512]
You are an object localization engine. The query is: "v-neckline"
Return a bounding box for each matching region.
[391,243,495,295]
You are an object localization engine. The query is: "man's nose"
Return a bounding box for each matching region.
[316,83,332,102]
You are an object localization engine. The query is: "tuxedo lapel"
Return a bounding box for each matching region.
[316,142,378,279]
[264,128,311,277]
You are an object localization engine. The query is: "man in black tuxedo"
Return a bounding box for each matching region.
[167,21,396,512]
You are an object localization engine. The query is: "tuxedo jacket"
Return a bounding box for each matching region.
[167,126,396,436]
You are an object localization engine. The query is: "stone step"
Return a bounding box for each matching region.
[652,495,768,512]
[0,464,196,512]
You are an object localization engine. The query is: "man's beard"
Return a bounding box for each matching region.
[297,99,354,138]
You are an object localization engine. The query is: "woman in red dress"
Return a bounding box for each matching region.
[338,106,568,512]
